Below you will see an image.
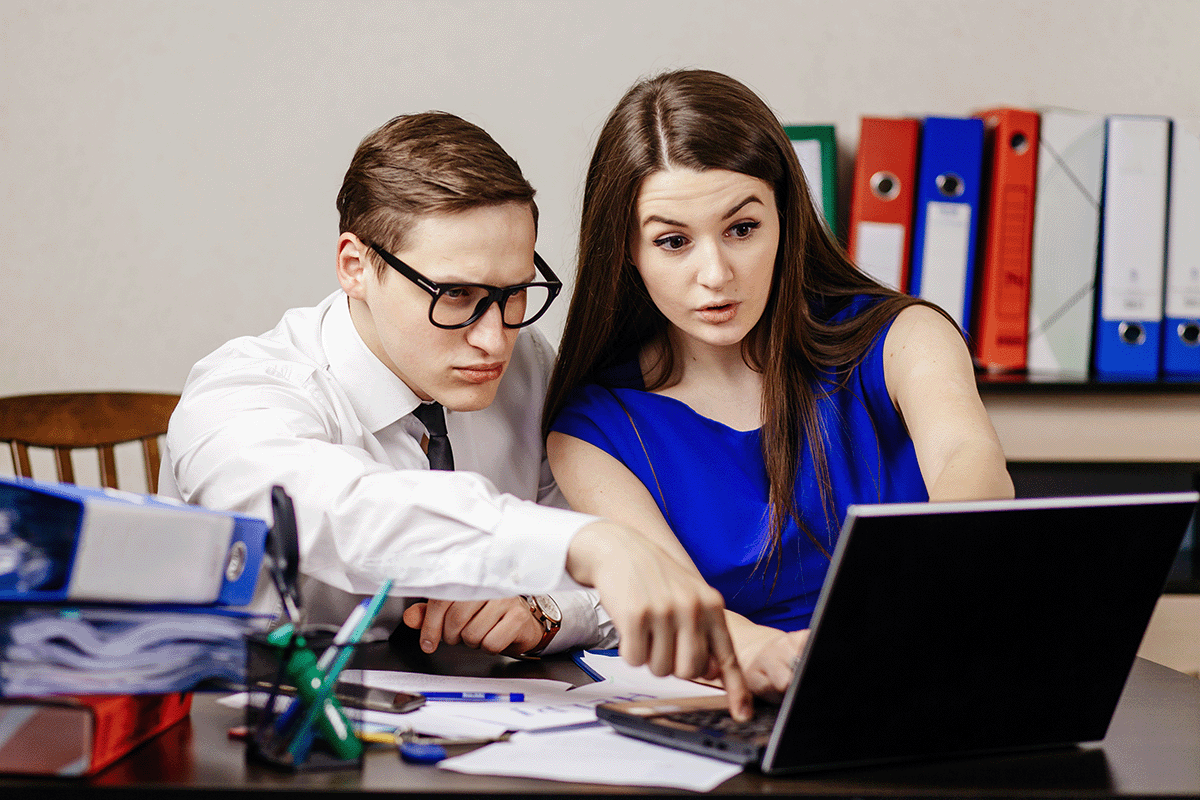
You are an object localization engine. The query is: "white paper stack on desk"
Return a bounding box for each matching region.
[0,604,267,695]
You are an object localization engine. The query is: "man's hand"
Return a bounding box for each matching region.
[566,520,753,721]
[402,597,543,655]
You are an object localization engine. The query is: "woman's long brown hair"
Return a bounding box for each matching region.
[543,69,939,571]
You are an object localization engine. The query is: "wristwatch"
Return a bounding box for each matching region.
[519,594,562,657]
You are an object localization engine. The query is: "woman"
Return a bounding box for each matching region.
[543,69,1013,698]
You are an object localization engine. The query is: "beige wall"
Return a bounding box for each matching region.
[3,0,1199,401]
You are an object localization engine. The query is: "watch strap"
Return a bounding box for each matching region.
[520,594,561,657]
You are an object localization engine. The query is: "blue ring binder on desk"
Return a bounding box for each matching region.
[244,486,371,772]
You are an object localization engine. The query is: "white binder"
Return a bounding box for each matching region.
[1026,109,1106,378]
[1162,122,1200,378]
[1094,115,1170,380]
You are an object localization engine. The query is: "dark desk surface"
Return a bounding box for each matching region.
[3,639,1199,798]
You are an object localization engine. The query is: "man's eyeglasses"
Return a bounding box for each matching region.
[367,242,562,330]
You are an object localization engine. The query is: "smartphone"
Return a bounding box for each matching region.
[335,683,426,713]
[257,681,426,713]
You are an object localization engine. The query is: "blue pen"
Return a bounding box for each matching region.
[288,579,393,762]
[422,692,525,702]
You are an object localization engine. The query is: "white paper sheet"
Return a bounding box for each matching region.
[357,668,593,730]
[439,725,743,791]
[573,650,726,698]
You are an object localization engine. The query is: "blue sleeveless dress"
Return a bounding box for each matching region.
[550,297,928,630]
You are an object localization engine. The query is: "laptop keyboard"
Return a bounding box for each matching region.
[668,707,777,740]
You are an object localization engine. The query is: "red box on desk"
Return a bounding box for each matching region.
[0,693,192,776]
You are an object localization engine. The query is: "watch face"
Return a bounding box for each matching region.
[531,593,562,623]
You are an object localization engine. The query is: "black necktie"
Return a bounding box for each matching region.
[413,402,454,471]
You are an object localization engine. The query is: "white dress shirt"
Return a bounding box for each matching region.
[159,290,615,653]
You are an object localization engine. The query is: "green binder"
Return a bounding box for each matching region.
[784,124,838,238]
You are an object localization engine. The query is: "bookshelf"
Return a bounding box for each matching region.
[978,376,1200,465]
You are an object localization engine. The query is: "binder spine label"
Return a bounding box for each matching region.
[919,201,973,326]
[792,138,825,215]
[1164,277,1200,321]
[854,221,906,290]
[1100,272,1160,322]
[71,503,235,603]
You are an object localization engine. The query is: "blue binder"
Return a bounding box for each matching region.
[909,116,985,331]
[1094,116,1171,381]
[0,476,267,606]
[1161,122,1200,380]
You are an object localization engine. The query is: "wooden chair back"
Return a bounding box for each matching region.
[0,392,180,494]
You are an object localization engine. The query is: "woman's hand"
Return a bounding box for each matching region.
[742,628,809,702]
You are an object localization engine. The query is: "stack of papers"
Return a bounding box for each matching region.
[367,651,737,791]
[433,652,738,791]
[0,605,268,695]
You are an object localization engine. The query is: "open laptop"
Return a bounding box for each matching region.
[597,492,1197,774]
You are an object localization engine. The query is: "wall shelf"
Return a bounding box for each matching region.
[968,372,1200,594]
[976,372,1200,395]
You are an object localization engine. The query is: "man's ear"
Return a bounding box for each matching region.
[336,233,370,299]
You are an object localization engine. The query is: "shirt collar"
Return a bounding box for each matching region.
[321,293,421,432]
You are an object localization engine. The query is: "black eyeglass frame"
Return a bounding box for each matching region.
[367,241,562,330]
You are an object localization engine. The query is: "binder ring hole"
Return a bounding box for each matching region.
[1009,132,1030,154]
[935,173,964,198]
[1179,322,1200,347]
[1118,322,1146,346]
[225,540,248,582]
[870,171,900,200]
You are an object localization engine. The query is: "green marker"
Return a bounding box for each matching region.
[287,579,392,762]
[266,625,362,761]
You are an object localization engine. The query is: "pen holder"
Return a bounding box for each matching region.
[244,627,365,772]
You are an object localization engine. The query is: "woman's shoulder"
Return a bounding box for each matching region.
[549,375,647,455]
[884,303,965,354]
[553,374,635,433]
[821,293,963,354]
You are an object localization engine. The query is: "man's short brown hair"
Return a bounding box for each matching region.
[337,112,538,275]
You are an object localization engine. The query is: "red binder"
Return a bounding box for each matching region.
[0,693,192,776]
[847,117,921,292]
[971,108,1040,371]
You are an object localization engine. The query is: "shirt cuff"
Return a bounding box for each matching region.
[540,588,617,655]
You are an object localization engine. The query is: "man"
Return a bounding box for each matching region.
[161,112,749,718]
